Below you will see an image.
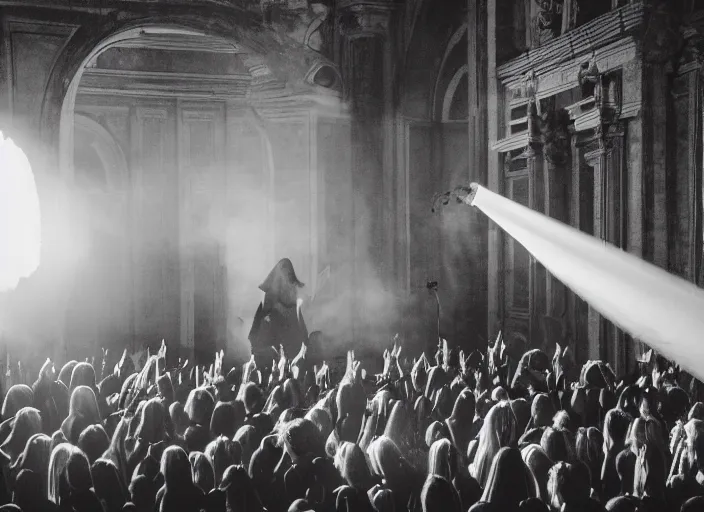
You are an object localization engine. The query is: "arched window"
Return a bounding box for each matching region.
[442,65,469,122]
[433,24,468,122]
[73,114,128,193]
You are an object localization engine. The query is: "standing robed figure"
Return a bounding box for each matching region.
[248,258,309,367]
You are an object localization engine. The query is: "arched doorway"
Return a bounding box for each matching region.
[40,21,305,363]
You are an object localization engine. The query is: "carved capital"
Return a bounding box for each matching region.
[583,122,623,168]
[676,32,704,73]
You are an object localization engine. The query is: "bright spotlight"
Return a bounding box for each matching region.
[0,132,41,292]
[436,183,704,383]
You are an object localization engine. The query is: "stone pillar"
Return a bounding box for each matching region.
[583,123,625,366]
[468,0,489,346]
[584,138,611,361]
[486,0,503,339]
[540,106,570,351]
[525,101,546,347]
[338,0,398,343]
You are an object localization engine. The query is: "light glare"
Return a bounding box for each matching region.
[0,132,41,292]
[469,184,704,383]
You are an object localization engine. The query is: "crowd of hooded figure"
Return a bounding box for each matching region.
[1,335,704,512]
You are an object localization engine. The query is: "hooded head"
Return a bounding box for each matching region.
[260,258,304,308]
[335,441,373,491]
[77,424,110,464]
[1,385,33,420]
[1,407,42,462]
[205,435,242,486]
[189,451,215,494]
[481,447,539,510]
[421,475,462,512]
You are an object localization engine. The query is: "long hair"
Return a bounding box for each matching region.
[367,436,414,491]
[65,447,93,493]
[102,417,129,485]
[160,446,192,489]
[91,458,127,512]
[210,402,238,439]
[221,465,264,512]
[68,386,101,424]
[481,447,539,509]
[204,436,242,486]
[188,452,215,494]
[233,425,258,469]
[11,432,51,495]
[446,390,475,456]
[334,441,372,490]
[420,475,461,512]
[48,443,81,504]
[521,444,553,502]
[135,397,172,445]
[575,427,603,487]
[633,443,666,501]
[428,438,460,481]
[1,407,41,462]
[184,388,215,427]
[280,418,325,462]
[1,385,33,420]
[77,424,110,464]
[470,401,517,487]
[69,363,97,392]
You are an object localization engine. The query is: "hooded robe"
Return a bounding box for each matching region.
[248,259,309,366]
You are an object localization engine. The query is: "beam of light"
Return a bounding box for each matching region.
[0,133,41,293]
[458,183,704,382]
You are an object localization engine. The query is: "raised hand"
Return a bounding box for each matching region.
[38,358,53,381]
[316,361,331,390]
[242,355,257,386]
[291,342,307,371]
[382,349,391,379]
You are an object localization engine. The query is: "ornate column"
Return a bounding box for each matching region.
[583,134,611,361]
[568,66,626,368]
[338,0,398,342]
[525,100,546,346]
[468,0,490,346]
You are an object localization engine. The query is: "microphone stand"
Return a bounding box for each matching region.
[427,281,441,345]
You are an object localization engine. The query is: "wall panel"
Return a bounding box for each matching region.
[179,101,226,361]
[132,104,179,352]
[4,20,75,135]
[405,122,438,351]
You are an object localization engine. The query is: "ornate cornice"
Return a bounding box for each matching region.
[497,3,644,82]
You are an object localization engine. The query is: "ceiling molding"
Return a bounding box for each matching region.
[110,33,242,54]
[77,68,251,99]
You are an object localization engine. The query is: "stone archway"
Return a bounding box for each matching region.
[37,14,341,361]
